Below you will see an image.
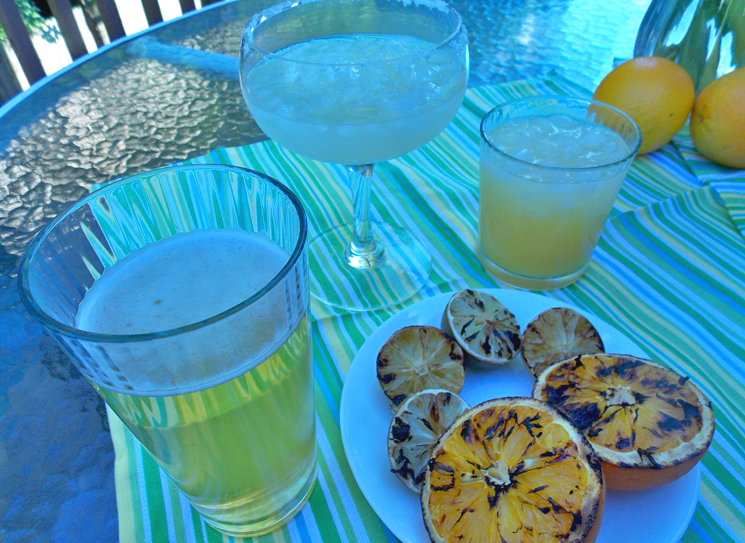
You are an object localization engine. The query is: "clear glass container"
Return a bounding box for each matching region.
[478,96,641,290]
[240,0,469,311]
[635,0,745,94]
[18,164,315,537]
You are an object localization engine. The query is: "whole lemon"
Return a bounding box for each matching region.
[593,56,694,154]
[690,67,745,169]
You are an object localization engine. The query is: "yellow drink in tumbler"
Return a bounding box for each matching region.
[479,113,631,288]
[76,229,315,535]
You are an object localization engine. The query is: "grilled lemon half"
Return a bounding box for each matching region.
[377,326,465,409]
[521,307,605,378]
[421,397,604,543]
[533,354,715,490]
[388,389,470,492]
[441,289,521,367]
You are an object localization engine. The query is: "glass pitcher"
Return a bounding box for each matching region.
[634,0,745,94]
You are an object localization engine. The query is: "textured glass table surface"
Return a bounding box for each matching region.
[0,0,651,540]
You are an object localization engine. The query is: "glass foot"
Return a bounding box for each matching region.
[309,222,431,311]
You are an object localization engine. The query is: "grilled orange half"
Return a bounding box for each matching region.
[421,397,604,543]
[533,354,715,490]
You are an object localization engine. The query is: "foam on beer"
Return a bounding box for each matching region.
[77,228,288,335]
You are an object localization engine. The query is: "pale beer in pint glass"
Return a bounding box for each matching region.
[18,165,316,537]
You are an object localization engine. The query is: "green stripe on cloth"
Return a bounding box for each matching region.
[673,124,745,239]
[105,77,745,543]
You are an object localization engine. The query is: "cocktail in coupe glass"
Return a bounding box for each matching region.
[240,0,469,311]
[18,165,316,537]
[478,96,641,290]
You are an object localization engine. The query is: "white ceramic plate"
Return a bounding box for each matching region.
[340,289,700,543]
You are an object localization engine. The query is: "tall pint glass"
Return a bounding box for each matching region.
[18,164,316,537]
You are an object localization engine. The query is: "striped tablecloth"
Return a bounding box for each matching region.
[108,75,745,543]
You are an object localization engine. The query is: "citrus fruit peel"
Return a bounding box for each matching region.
[592,56,694,155]
[377,325,465,409]
[388,389,470,492]
[521,307,605,378]
[421,397,605,543]
[441,289,521,367]
[690,67,745,169]
[533,354,715,491]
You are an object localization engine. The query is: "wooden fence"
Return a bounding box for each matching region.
[0,0,223,104]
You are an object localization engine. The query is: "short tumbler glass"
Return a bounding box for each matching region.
[18,164,316,537]
[478,96,641,290]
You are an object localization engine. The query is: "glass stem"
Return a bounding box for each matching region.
[344,164,385,269]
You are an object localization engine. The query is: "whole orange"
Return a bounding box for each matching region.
[593,56,694,154]
[690,67,745,169]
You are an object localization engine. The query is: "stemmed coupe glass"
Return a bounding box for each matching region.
[240,0,469,311]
